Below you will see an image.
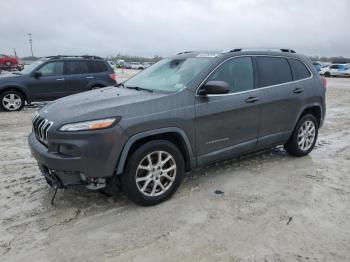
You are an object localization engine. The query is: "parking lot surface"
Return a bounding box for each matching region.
[0,78,349,262]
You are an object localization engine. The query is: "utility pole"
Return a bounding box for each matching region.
[13,48,17,58]
[28,33,33,57]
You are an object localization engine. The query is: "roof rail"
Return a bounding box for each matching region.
[176,51,193,55]
[45,55,103,59]
[228,48,296,53]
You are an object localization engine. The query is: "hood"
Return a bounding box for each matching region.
[39,87,168,124]
[0,73,26,80]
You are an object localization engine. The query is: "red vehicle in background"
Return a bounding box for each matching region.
[0,54,23,71]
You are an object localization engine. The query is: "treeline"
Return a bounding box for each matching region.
[310,56,350,63]
[106,54,162,63]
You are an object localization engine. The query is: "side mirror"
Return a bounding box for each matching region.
[198,81,230,95]
[33,71,42,78]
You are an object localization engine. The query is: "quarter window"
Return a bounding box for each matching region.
[37,62,64,76]
[288,58,311,80]
[256,57,292,87]
[88,61,108,73]
[206,57,254,93]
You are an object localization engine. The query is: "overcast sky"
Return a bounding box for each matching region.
[1,0,349,58]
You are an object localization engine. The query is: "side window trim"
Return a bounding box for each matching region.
[196,55,313,96]
[253,55,313,89]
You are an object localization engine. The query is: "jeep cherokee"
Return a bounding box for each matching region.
[28,48,326,206]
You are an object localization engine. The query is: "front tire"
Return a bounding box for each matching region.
[0,90,25,111]
[284,114,318,157]
[121,140,184,206]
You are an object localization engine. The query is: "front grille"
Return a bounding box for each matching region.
[32,111,53,145]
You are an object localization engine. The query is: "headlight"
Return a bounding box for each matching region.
[59,118,118,132]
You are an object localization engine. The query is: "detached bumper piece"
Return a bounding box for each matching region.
[38,164,108,205]
[39,164,85,205]
[38,164,84,189]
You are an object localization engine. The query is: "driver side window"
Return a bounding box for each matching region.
[207,57,254,93]
[38,62,64,76]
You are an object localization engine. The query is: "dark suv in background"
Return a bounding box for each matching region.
[0,55,116,111]
[28,48,326,206]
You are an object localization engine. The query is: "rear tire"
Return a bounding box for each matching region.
[0,90,25,111]
[324,72,331,77]
[284,114,318,157]
[121,140,184,206]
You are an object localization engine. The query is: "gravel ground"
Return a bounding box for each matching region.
[0,77,349,262]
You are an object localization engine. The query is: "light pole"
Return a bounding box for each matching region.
[28,33,33,57]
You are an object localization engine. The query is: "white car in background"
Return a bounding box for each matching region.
[130,62,145,70]
[320,64,350,77]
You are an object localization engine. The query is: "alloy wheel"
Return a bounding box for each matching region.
[2,93,22,111]
[297,120,316,151]
[135,151,176,197]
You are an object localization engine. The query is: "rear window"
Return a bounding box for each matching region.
[256,57,292,87]
[87,61,108,73]
[288,58,311,80]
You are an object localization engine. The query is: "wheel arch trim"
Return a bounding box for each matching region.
[296,102,324,128]
[116,127,196,175]
[0,85,30,103]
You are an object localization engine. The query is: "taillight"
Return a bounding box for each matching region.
[109,73,116,81]
[321,76,327,88]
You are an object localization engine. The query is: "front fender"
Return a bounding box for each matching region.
[0,84,30,102]
[116,127,195,175]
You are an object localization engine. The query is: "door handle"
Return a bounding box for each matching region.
[56,78,65,81]
[86,76,94,79]
[245,96,259,103]
[293,88,303,94]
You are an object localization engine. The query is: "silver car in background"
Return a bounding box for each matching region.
[320,63,350,77]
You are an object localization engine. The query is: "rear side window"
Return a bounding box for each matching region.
[66,61,89,74]
[288,58,311,80]
[207,56,254,93]
[329,65,339,69]
[256,57,292,87]
[87,61,108,73]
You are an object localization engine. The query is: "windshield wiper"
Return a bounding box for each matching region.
[125,86,153,93]
[115,82,124,87]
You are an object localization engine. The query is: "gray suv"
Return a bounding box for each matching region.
[28,49,326,206]
[0,56,116,111]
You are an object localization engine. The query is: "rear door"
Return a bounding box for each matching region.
[26,61,66,100]
[255,56,310,149]
[64,60,92,95]
[195,56,263,165]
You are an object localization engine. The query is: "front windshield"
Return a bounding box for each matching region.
[124,57,212,92]
[20,60,44,74]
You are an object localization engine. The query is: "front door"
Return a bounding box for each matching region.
[27,61,66,100]
[195,56,262,166]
